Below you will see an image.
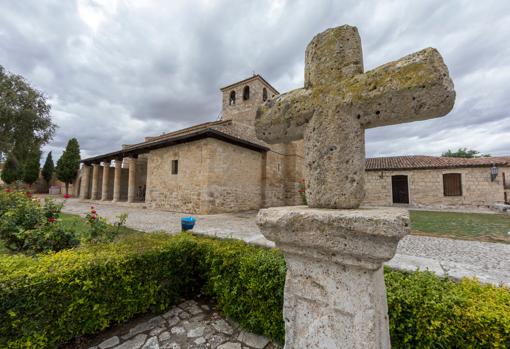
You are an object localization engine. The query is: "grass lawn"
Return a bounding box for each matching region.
[0,213,140,256]
[410,210,510,243]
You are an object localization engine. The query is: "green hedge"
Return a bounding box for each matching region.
[1,232,510,348]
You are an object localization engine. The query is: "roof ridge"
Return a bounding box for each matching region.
[220,74,279,94]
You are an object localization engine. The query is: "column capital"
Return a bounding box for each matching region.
[257,206,409,270]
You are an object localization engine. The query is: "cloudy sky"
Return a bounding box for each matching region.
[1,0,509,160]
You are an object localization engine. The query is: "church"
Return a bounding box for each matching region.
[76,74,510,213]
[77,75,305,214]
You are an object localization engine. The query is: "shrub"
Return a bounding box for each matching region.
[83,206,127,243]
[0,191,76,253]
[0,233,201,348]
[1,233,509,348]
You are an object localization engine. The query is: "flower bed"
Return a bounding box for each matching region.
[1,233,509,348]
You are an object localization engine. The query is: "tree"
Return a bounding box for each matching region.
[23,149,41,186]
[41,151,54,186]
[1,153,21,184]
[441,148,490,158]
[56,138,81,194]
[0,65,56,158]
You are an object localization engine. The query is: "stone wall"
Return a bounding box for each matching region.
[145,139,208,213]
[203,138,263,213]
[364,166,510,209]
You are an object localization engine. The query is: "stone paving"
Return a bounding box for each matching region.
[83,299,274,349]
[60,199,510,287]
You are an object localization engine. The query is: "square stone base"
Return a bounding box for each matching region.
[256,206,410,349]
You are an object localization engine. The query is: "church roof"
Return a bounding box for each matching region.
[220,74,279,95]
[81,120,269,164]
[366,155,510,171]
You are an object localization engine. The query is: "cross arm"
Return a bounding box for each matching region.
[344,48,455,128]
[255,87,315,144]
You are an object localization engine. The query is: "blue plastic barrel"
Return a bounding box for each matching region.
[181,216,196,231]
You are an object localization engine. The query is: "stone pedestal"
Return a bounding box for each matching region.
[256,206,409,349]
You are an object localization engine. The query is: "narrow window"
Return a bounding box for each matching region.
[443,173,462,196]
[229,91,236,105]
[171,160,178,175]
[243,86,250,100]
[262,88,268,101]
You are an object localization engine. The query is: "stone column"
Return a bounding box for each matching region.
[101,161,111,201]
[90,163,100,200]
[257,206,409,349]
[112,159,122,202]
[127,157,137,203]
[79,164,91,200]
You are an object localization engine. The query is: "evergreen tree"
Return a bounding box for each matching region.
[22,149,41,186]
[41,151,55,186]
[1,153,21,184]
[56,138,81,194]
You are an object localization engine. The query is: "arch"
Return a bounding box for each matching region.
[243,86,250,100]
[229,91,236,105]
[262,87,268,101]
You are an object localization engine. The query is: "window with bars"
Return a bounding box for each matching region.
[443,173,462,196]
[171,160,178,175]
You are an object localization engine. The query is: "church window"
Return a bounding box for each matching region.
[229,91,236,105]
[443,173,462,196]
[171,160,179,175]
[243,86,250,100]
[262,88,268,101]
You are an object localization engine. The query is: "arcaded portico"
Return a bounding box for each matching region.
[77,155,148,204]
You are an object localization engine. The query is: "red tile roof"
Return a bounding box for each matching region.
[366,155,510,171]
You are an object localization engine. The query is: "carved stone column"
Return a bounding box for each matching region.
[127,157,137,203]
[79,164,91,200]
[112,159,122,202]
[101,161,110,201]
[257,206,409,349]
[90,163,100,200]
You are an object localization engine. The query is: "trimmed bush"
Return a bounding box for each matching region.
[1,232,510,348]
[0,233,201,348]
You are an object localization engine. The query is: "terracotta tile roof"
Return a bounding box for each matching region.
[81,120,269,163]
[366,155,510,171]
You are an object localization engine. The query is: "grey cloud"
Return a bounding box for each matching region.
[0,0,509,161]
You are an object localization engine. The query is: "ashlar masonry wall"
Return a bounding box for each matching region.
[364,166,510,209]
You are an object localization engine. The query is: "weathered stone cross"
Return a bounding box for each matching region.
[256,25,456,349]
[256,25,455,208]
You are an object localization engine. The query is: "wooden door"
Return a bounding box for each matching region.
[392,175,409,204]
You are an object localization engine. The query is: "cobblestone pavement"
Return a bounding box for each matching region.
[79,299,275,349]
[61,199,510,287]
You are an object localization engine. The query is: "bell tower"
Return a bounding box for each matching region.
[220,74,279,127]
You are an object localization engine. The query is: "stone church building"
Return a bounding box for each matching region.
[77,75,509,213]
[77,75,305,214]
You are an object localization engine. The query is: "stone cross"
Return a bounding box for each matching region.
[256,25,455,349]
[255,25,455,209]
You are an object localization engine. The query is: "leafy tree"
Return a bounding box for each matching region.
[41,151,55,186]
[0,65,56,159]
[441,148,490,158]
[23,149,41,186]
[1,153,21,184]
[56,138,81,194]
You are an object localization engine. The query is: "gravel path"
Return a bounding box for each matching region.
[61,199,510,287]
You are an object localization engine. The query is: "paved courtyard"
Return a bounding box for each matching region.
[74,299,275,349]
[62,199,510,287]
